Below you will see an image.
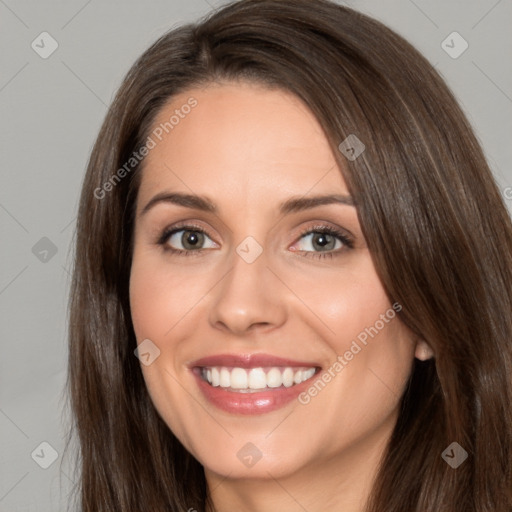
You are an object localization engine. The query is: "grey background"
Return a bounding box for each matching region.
[1,0,510,510]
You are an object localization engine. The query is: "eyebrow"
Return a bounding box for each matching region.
[140,191,355,216]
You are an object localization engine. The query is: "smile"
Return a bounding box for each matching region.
[190,353,321,414]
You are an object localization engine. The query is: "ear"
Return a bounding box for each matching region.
[414,339,434,361]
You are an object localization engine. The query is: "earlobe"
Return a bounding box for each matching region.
[414,339,434,361]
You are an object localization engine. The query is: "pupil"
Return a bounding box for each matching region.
[183,230,202,249]
[314,233,334,250]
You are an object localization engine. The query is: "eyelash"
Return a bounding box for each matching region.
[156,223,354,260]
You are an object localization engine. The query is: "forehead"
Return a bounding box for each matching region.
[138,81,348,207]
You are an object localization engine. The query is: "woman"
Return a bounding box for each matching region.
[65,0,512,510]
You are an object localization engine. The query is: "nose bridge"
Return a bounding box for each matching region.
[208,237,286,334]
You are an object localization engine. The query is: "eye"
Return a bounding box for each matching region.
[157,224,217,255]
[291,225,353,259]
[157,223,353,259]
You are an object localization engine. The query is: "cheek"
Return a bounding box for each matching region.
[283,253,396,350]
[128,251,205,442]
[129,257,164,341]
[287,257,415,422]
[129,250,209,341]
[321,265,412,380]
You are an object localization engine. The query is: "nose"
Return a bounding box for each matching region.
[208,242,287,336]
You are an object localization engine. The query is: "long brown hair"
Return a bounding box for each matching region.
[64,0,512,510]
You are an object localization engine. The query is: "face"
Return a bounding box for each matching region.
[129,81,425,483]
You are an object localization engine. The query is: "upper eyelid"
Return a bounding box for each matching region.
[162,222,346,236]
[299,223,353,238]
[158,222,215,244]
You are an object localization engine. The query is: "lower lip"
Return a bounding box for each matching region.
[192,370,318,415]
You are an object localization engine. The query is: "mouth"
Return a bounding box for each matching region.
[189,353,321,414]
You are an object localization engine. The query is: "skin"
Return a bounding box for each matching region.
[129,80,433,512]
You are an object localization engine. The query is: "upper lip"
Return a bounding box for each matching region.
[189,353,321,369]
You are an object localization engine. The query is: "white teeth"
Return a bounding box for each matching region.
[267,368,282,388]
[248,368,267,389]
[220,368,230,387]
[303,368,315,380]
[211,367,220,387]
[230,368,248,389]
[282,367,294,387]
[201,365,317,390]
